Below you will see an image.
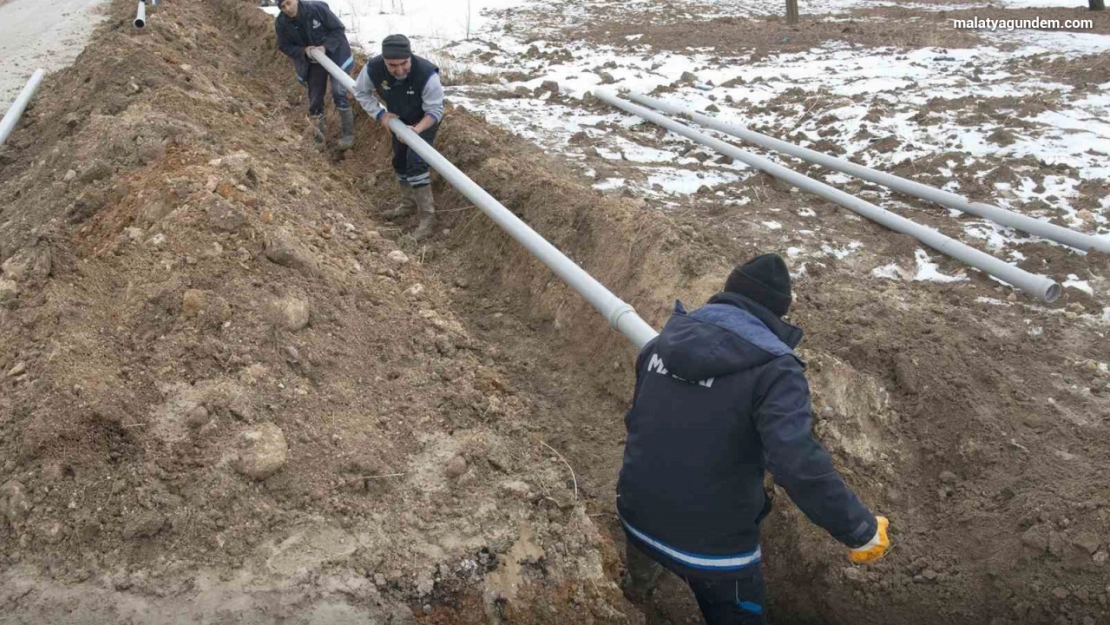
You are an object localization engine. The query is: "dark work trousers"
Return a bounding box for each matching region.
[391,123,439,189]
[626,540,767,625]
[306,62,350,116]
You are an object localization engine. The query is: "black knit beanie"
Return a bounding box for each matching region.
[382,34,412,60]
[724,253,793,317]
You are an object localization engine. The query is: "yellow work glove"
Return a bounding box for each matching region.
[849,516,890,564]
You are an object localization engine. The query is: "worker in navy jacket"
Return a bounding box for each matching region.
[275,0,357,150]
[617,253,891,625]
[352,34,445,242]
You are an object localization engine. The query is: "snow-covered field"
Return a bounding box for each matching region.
[421,0,1110,293]
[261,0,525,54]
[448,31,1110,214]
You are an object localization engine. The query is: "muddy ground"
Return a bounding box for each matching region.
[1,0,1110,624]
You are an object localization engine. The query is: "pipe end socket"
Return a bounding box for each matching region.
[1043,282,1061,303]
[134,18,145,28]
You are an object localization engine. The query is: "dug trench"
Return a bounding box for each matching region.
[0,1,1108,625]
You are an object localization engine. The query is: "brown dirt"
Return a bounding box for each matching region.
[1020,51,1110,92]
[0,1,640,623]
[850,5,1110,34]
[495,2,1108,62]
[411,111,1110,625]
[2,1,1110,625]
[366,98,1110,625]
[585,13,983,59]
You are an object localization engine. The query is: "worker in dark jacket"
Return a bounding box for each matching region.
[352,34,444,242]
[617,253,891,625]
[274,0,357,150]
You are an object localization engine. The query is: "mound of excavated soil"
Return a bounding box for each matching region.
[2,1,1109,625]
[0,1,638,623]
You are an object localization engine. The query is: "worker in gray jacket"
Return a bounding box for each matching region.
[352,34,444,242]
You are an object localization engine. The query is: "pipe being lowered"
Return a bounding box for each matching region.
[0,69,46,148]
[135,1,147,28]
[595,90,1061,303]
[307,49,659,348]
[627,92,1110,254]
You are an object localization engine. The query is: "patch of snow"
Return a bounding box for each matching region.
[645,169,738,195]
[1064,274,1094,295]
[976,297,1007,306]
[964,221,1017,250]
[822,241,863,259]
[914,249,968,283]
[872,263,904,280]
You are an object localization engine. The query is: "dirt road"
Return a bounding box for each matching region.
[0,0,109,110]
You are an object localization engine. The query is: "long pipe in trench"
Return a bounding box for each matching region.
[308,49,660,348]
[595,90,1061,303]
[627,91,1110,254]
[135,1,147,28]
[0,69,46,148]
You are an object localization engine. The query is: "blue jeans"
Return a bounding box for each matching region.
[686,569,767,625]
[625,540,767,625]
[391,123,438,189]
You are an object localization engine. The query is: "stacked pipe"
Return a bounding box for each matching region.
[594,90,1064,303]
[626,92,1110,254]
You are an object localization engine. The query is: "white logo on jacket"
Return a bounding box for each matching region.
[647,353,715,388]
[312,19,321,29]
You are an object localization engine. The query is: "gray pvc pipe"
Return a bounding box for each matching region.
[0,69,46,147]
[135,1,146,28]
[307,49,660,348]
[629,91,1110,254]
[597,90,1061,303]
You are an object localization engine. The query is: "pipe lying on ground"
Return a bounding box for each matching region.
[135,1,146,28]
[0,69,46,148]
[307,48,660,348]
[596,90,1061,303]
[628,92,1109,254]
